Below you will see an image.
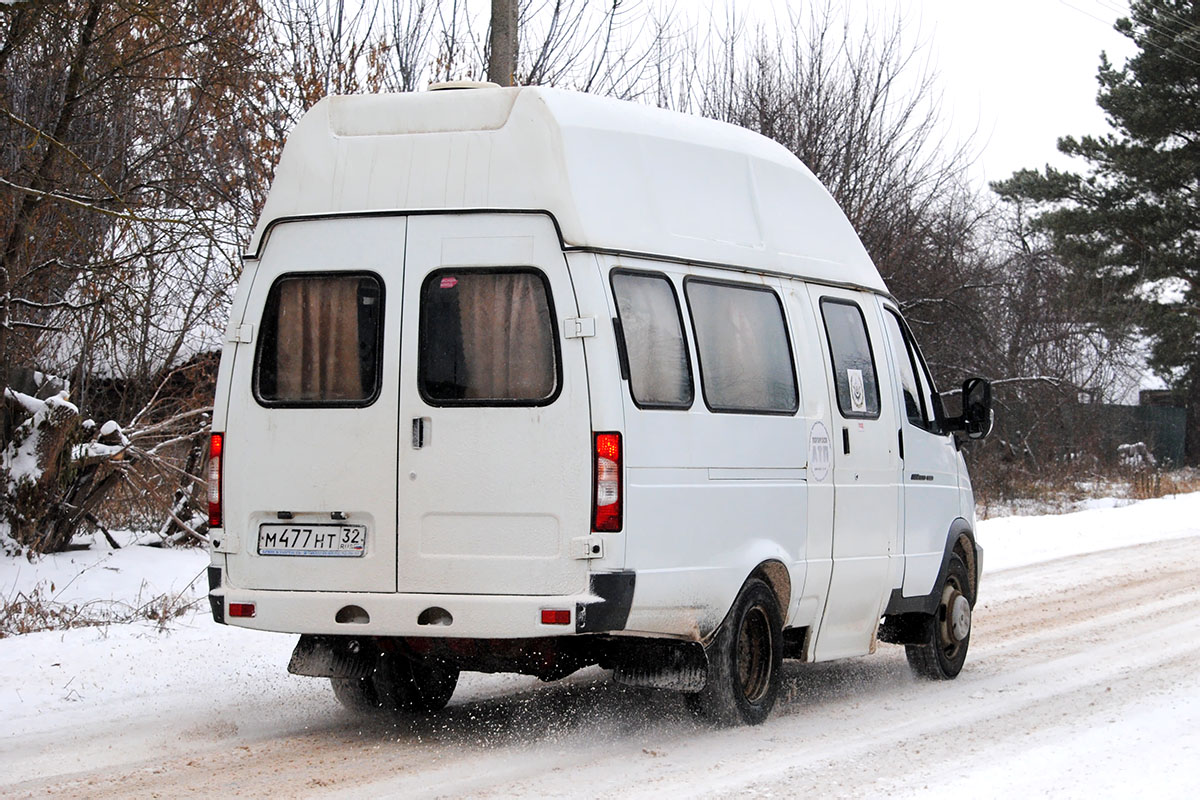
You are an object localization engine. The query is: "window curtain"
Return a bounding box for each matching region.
[275,277,364,401]
[455,273,554,400]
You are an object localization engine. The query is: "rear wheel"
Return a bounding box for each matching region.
[331,650,459,713]
[690,577,783,726]
[330,675,378,710]
[905,552,973,680]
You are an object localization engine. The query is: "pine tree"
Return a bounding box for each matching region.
[993,0,1200,463]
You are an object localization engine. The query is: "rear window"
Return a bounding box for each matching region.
[254,273,383,406]
[685,279,798,414]
[419,269,560,405]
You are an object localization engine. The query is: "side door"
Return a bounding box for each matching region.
[394,214,592,596]
[879,303,963,598]
[809,286,902,660]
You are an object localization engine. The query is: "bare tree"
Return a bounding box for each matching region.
[682,3,975,284]
[418,0,667,97]
[261,0,388,122]
[963,199,1146,485]
[1,0,272,552]
[383,0,443,92]
[666,3,985,385]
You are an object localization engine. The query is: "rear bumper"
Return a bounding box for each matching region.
[208,569,635,639]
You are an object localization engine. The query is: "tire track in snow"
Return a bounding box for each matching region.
[6,536,1200,799]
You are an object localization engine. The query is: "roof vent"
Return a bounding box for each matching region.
[429,80,502,91]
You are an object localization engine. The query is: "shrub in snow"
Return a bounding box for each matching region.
[2,366,212,556]
[1,387,83,553]
[1118,442,1157,470]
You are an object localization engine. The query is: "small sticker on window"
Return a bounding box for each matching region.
[848,369,867,412]
[439,276,458,289]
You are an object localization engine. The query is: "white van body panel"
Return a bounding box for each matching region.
[395,214,591,596]
[876,297,967,600]
[210,88,984,680]
[246,88,885,294]
[808,284,903,661]
[220,217,404,593]
[779,281,837,635]
[600,259,810,638]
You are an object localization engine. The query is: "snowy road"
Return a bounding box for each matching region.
[3,509,1200,797]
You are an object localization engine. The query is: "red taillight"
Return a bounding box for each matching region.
[229,602,255,618]
[208,433,223,528]
[593,432,621,532]
[541,609,571,625]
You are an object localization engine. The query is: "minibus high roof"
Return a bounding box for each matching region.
[247,86,887,294]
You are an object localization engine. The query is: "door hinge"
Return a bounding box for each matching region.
[563,317,596,339]
[228,323,254,344]
[572,535,605,560]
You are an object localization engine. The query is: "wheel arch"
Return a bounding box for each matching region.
[701,556,793,646]
[750,559,791,621]
[883,518,979,617]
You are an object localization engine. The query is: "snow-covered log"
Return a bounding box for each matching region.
[1,387,82,553]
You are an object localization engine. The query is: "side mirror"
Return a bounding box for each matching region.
[960,377,994,440]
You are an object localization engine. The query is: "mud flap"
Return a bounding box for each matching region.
[877,612,934,645]
[611,639,707,692]
[287,634,375,679]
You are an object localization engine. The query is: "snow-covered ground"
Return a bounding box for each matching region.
[2,493,1199,798]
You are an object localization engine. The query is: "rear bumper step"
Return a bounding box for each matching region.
[210,571,635,639]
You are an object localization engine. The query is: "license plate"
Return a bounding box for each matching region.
[257,524,366,557]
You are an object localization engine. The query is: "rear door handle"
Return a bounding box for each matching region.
[412,417,431,449]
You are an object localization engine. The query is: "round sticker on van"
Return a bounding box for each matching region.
[809,421,831,482]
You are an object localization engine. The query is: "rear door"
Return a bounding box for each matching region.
[395,214,592,596]
[222,216,403,592]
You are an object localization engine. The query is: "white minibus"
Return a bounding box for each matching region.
[207,85,993,725]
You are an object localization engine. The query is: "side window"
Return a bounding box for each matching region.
[255,272,383,406]
[611,271,693,408]
[905,318,944,432]
[913,351,943,430]
[820,298,881,419]
[883,310,927,427]
[685,279,798,414]
[419,269,559,405]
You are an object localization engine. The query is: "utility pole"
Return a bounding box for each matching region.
[487,0,518,85]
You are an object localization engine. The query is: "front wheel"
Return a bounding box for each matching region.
[905,551,973,680]
[690,577,783,726]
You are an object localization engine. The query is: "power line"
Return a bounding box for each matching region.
[1082,0,1200,59]
[1120,0,1200,37]
[1058,0,1200,67]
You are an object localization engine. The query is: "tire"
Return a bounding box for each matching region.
[331,651,459,713]
[331,675,379,710]
[690,577,783,726]
[905,551,973,680]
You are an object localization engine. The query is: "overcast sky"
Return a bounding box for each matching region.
[711,0,1138,188]
[852,0,1138,187]
[908,0,1136,185]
